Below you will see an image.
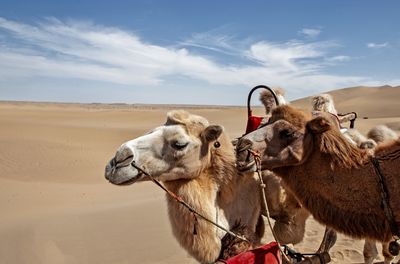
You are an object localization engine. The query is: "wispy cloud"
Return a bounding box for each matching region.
[326,55,351,62]
[298,28,321,38]
[367,42,388,48]
[0,17,376,103]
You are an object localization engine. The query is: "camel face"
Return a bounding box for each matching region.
[237,119,308,171]
[105,110,223,185]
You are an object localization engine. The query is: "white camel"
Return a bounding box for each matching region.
[105,110,264,264]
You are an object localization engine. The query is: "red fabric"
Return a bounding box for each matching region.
[245,116,264,134]
[221,242,281,264]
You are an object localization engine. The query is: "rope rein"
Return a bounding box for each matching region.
[248,149,330,264]
[248,149,291,263]
[129,145,328,263]
[130,162,250,243]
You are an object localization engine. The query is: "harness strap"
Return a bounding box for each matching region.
[130,161,250,243]
[370,157,400,238]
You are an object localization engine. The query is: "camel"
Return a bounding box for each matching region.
[368,125,399,143]
[311,93,398,263]
[105,110,264,264]
[260,91,384,259]
[311,94,357,125]
[311,94,338,116]
[311,93,372,149]
[236,105,400,249]
[259,87,288,115]
[360,125,399,149]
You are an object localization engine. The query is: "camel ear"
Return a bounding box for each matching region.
[307,116,332,134]
[203,125,223,142]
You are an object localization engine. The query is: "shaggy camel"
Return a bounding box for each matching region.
[368,125,399,143]
[311,94,357,125]
[105,110,264,264]
[360,125,399,149]
[259,87,288,115]
[236,105,400,246]
[311,93,396,263]
[311,93,371,148]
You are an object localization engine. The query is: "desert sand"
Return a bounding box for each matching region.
[0,85,399,264]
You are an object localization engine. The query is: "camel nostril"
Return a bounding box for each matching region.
[115,146,134,164]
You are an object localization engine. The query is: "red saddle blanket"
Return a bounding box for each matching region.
[220,242,281,264]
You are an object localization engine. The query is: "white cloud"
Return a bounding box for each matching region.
[298,28,321,38]
[0,17,380,103]
[246,41,336,71]
[367,42,388,48]
[326,55,351,62]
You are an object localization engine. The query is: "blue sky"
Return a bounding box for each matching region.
[0,1,399,105]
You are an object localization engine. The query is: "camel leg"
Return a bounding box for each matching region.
[254,215,265,246]
[317,227,337,253]
[363,239,378,264]
[382,241,394,264]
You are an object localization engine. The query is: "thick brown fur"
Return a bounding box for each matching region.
[219,222,253,260]
[308,117,370,169]
[271,115,395,241]
[269,105,311,130]
[239,106,400,243]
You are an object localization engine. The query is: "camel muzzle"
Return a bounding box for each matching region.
[235,138,257,172]
[105,146,142,185]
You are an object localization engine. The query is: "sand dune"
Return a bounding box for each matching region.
[0,86,399,263]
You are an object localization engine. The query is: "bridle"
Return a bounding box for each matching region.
[129,158,250,243]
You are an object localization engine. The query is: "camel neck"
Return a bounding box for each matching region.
[163,174,223,262]
[274,149,391,241]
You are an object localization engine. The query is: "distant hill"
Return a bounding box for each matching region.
[291,85,400,118]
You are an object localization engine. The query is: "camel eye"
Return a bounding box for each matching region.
[171,141,189,150]
[279,129,293,139]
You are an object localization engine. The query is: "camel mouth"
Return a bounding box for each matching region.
[105,158,143,186]
[111,173,144,186]
[236,160,256,172]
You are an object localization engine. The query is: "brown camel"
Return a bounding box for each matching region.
[105,110,264,264]
[236,105,400,245]
[311,93,397,263]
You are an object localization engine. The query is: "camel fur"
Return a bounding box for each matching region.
[257,87,310,245]
[105,110,264,264]
[259,87,288,115]
[237,105,400,244]
[310,93,397,263]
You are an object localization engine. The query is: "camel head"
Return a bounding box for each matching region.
[311,93,338,115]
[105,110,230,185]
[259,87,287,115]
[236,105,342,171]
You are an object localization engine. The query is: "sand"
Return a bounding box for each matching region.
[0,85,399,264]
